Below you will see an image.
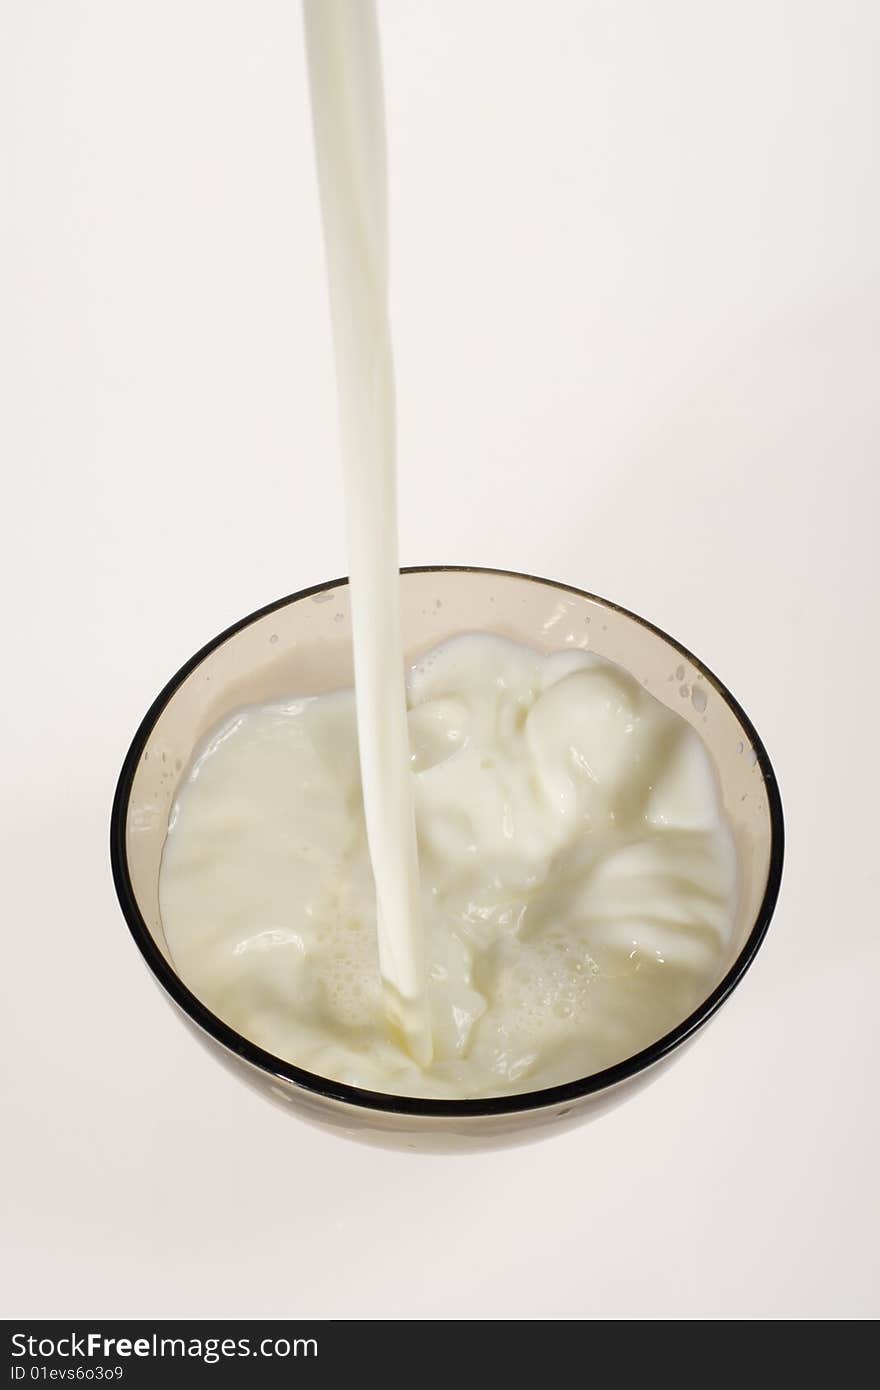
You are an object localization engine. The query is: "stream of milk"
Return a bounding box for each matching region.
[302,0,431,1064]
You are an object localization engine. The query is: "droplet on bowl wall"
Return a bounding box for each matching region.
[334,612,344,623]
[691,686,707,714]
[312,591,335,604]
[737,741,744,755]
[679,684,690,699]
[675,664,685,681]
[269,633,279,644]
[749,750,758,767]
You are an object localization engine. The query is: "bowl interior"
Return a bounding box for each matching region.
[120,567,779,1089]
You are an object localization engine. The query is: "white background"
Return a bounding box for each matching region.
[2,0,878,1320]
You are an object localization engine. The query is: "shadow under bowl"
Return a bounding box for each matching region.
[111,566,783,1152]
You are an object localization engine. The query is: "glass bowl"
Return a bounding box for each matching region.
[110,567,783,1151]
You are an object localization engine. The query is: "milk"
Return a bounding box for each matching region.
[156,2,740,1099]
[302,1,431,1063]
[159,636,737,1099]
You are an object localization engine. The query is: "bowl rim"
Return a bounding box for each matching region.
[110,565,784,1119]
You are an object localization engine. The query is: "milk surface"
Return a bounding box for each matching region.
[160,636,737,1099]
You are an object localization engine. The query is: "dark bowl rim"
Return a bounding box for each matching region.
[110,565,784,1119]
